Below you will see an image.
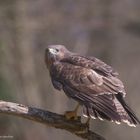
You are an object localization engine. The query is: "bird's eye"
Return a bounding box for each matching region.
[55,49,59,52]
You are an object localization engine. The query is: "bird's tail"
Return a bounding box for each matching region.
[82,93,140,127]
[115,93,140,126]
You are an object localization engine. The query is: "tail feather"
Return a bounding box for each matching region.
[82,93,140,127]
[116,93,140,126]
[82,105,111,121]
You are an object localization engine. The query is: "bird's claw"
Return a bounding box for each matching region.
[64,111,78,120]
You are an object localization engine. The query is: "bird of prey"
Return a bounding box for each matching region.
[45,45,140,127]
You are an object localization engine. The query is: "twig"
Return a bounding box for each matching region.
[0,100,105,140]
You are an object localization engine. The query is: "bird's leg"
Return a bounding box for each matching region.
[85,117,90,127]
[64,104,80,120]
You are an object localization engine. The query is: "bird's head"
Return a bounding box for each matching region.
[45,45,70,68]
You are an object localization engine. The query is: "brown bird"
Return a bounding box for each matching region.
[45,45,140,127]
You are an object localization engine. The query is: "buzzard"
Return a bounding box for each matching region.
[45,45,140,127]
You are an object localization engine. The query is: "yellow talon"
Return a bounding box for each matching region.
[65,111,78,120]
[64,104,80,120]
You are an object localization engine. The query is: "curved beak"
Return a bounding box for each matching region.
[46,47,56,54]
[45,48,55,61]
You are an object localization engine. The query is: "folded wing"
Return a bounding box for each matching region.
[51,62,125,96]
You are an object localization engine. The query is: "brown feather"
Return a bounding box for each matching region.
[45,45,140,127]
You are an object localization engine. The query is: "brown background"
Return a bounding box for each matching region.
[0,0,140,140]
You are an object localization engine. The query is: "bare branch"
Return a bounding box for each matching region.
[0,100,105,140]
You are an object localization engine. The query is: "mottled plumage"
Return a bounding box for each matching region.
[45,45,140,127]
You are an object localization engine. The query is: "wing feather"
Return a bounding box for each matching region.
[62,55,119,77]
[61,55,126,96]
[51,62,125,95]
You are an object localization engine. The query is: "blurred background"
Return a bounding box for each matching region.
[0,0,140,140]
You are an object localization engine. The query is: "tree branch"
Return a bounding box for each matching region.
[0,100,105,140]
